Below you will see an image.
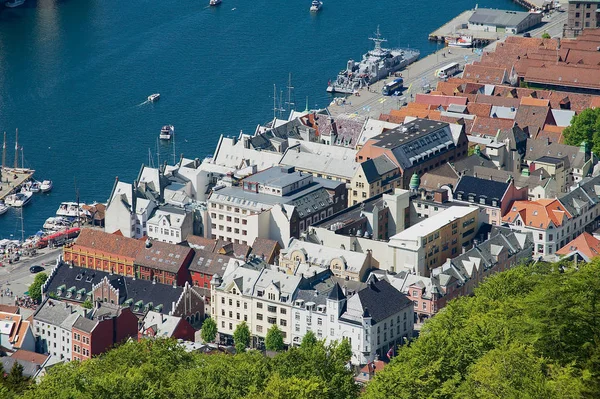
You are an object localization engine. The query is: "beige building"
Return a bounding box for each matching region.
[279,239,376,282]
[349,155,401,205]
[388,206,481,276]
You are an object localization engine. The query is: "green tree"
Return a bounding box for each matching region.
[5,362,28,394]
[233,322,251,353]
[27,272,48,303]
[300,331,317,349]
[563,107,600,153]
[249,373,328,399]
[541,32,551,39]
[200,317,217,343]
[265,325,284,352]
[81,299,93,309]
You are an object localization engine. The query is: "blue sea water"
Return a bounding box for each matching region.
[0,0,522,238]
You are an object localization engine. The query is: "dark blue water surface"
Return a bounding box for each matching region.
[0,0,521,238]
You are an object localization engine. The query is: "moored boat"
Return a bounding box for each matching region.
[160,125,175,140]
[5,191,32,208]
[40,180,53,193]
[0,202,8,215]
[447,35,473,48]
[209,0,221,5]
[5,0,25,8]
[326,27,420,94]
[56,202,89,218]
[43,216,72,231]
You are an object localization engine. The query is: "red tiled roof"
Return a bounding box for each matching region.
[72,229,144,260]
[503,199,572,229]
[556,232,600,259]
[10,349,48,365]
[135,240,193,273]
[414,94,468,107]
[525,64,600,90]
[466,102,492,117]
[470,116,514,136]
[462,64,507,85]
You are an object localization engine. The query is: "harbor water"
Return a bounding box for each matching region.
[0,0,521,238]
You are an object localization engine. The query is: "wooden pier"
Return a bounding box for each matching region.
[0,167,35,201]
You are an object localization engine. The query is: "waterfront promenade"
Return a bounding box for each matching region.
[328,47,477,119]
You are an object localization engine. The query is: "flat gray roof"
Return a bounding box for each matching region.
[469,8,533,27]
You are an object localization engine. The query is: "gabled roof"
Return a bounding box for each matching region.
[556,232,600,259]
[347,279,411,324]
[134,240,193,273]
[503,199,572,229]
[454,176,510,205]
[72,229,145,260]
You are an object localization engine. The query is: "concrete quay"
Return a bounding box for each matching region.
[327,47,479,119]
[428,9,498,45]
[0,167,35,201]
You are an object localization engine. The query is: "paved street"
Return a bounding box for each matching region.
[0,247,61,316]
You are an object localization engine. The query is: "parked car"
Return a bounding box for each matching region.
[29,265,44,273]
[523,32,531,38]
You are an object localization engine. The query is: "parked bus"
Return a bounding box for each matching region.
[436,62,460,79]
[382,77,404,96]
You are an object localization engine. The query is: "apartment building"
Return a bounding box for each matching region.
[206,166,346,247]
[147,206,193,244]
[566,0,600,37]
[33,300,87,361]
[349,155,401,205]
[388,206,480,276]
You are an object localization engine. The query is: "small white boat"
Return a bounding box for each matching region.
[209,0,221,5]
[25,181,41,193]
[40,180,53,193]
[148,93,160,102]
[310,0,322,11]
[43,216,72,231]
[447,35,473,48]
[56,202,90,218]
[0,202,8,215]
[5,0,25,8]
[160,125,175,140]
[5,191,32,208]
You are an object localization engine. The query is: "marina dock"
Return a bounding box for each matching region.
[0,167,34,201]
[327,47,479,119]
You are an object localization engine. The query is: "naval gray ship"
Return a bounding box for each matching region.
[327,27,420,94]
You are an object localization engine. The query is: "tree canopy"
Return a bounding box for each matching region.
[364,260,600,399]
[19,335,356,399]
[28,273,47,303]
[265,325,284,352]
[200,317,217,343]
[233,322,251,353]
[563,107,600,154]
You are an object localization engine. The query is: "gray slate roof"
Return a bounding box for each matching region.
[353,279,411,324]
[361,155,398,183]
[469,8,533,27]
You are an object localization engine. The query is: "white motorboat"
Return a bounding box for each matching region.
[43,216,72,231]
[40,180,53,193]
[447,35,473,48]
[310,0,322,11]
[25,180,41,193]
[56,202,90,218]
[209,0,221,5]
[0,202,8,215]
[5,0,25,8]
[160,125,175,140]
[5,191,32,208]
[148,93,160,102]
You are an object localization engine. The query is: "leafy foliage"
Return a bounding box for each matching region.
[541,32,551,39]
[200,317,217,343]
[364,261,600,399]
[20,336,356,399]
[563,107,600,154]
[81,300,93,309]
[28,272,47,302]
[265,325,284,352]
[233,322,251,353]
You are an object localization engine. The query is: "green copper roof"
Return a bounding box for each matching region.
[409,172,420,189]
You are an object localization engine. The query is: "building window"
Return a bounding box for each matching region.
[330,328,334,336]
[257,302,263,308]
[268,305,277,313]
[267,317,277,324]
[257,313,263,320]
[295,312,300,320]
[256,325,263,333]
[280,319,287,327]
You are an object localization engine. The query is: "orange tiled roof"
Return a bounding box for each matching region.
[72,229,144,260]
[556,232,600,259]
[503,199,572,229]
[462,64,507,85]
[520,97,550,107]
[10,349,49,365]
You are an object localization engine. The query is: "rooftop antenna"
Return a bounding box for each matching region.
[148,148,155,168]
[2,131,6,169]
[286,72,295,113]
[14,128,18,169]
